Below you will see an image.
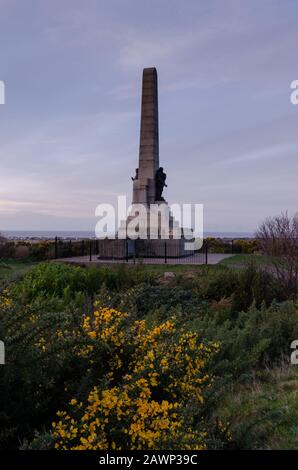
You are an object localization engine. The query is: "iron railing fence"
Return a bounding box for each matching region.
[52,237,208,265]
[0,237,255,264]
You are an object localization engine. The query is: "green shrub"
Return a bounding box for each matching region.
[12,263,90,301]
[0,260,297,450]
[189,300,298,379]
[196,267,239,301]
[28,242,52,261]
[233,239,257,254]
[196,263,282,312]
[0,242,16,259]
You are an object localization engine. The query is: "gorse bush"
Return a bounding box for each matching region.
[0,289,87,448]
[49,306,221,450]
[0,261,296,450]
[206,238,257,254]
[191,301,298,379]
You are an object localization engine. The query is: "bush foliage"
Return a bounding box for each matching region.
[0,262,297,450]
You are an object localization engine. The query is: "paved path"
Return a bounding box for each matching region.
[54,253,234,266]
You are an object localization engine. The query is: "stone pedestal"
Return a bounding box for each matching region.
[132,179,149,204]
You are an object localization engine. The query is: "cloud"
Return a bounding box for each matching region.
[0,0,297,231]
[218,142,298,166]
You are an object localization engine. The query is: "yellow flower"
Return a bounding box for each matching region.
[52,308,220,450]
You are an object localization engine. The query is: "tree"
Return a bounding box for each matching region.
[256,212,298,295]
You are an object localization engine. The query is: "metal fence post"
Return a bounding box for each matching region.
[231,239,234,254]
[164,242,167,264]
[89,240,92,262]
[54,236,58,259]
[205,239,208,265]
[68,240,72,257]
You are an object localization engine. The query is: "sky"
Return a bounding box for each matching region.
[0,0,297,233]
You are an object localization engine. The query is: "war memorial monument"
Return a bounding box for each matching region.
[98,67,193,259]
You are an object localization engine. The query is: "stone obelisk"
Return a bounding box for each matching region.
[132,67,160,205]
[117,67,189,254]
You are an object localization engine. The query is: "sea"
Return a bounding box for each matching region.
[1,230,254,240]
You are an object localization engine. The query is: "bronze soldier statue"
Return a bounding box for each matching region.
[155,167,167,201]
[131,168,139,181]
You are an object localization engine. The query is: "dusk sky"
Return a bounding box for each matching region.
[0,0,297,233]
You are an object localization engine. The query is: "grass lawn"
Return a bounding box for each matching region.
[0,259,36,283]
[0,254,272,283]
[1,259,229,285]
[108,262,232,275]
[219,253,272,268]
[216,365,298,449]
[58,259,210,275]
[0,254,272,284]
[125,263,205,274]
